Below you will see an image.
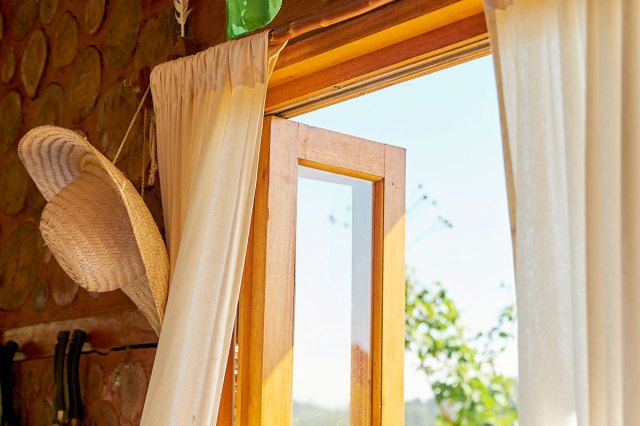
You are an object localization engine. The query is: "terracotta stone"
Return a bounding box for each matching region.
[90,400,120,426]
[144,189,164,233]
[30,397,55,426]
[20,28,48,98]
[126,110,151,187]
[0,90,21,153]
[49,260,79,308]
[135,8,175,71]
[0,222,44,311]
[67,46,102,121]
[52,12,79,68]
[96,79,142,160]
[27,181,47,217]
[0,50,16,83]
[0,153,29,216]
[39,0,58,25]
[13,0,39,41]
[86,0,107,35]
[31,83,65,128]
[88,364,105,400]
[110,361,147,422]
[32,280,49,312]
[104,0,141,69]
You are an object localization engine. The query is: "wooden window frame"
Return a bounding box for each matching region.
[231,117,405,425]
[216,2,489,424]
[265,0,488,117]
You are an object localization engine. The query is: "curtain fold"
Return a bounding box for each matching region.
[141,32,284,425]
[486,0,640,425]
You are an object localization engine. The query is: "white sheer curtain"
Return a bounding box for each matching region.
[141,32,284,425]
[486,0,640,424]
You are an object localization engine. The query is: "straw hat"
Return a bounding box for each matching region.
[18,126,168,335]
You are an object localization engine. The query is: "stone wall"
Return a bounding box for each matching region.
[0,0,341,423]
[0,0,177,423]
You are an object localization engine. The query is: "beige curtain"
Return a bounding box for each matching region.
[486,0,640,425]
[141,32,284,425]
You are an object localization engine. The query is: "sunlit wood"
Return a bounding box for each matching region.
[266,0,486,116]
[268,0,396,45]
[236,118,299,425]
[235,117,405,425]
[298,123,386,180]
[270,0,483,86]
[216,337,235,426]
[381,145,406,424]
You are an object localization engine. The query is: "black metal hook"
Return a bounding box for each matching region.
[0,340,19,426]
[67,330,87,426]
[51,329,87,426]
[53,331,70,425]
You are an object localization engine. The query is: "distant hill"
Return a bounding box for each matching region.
[292,399,437,425]
[293,401,348,425]
[405,399,438,426]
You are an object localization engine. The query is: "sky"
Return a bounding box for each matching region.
[292,174,360,410]
[290,55,516,408]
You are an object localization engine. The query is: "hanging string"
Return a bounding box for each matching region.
[141,108,148,198]
[112,85,151,164]
[148,115,158,186]
[109,85,160,195]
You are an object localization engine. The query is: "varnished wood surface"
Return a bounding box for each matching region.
[266,13,489,116]
[270,0,482,85]
[19,28,47,99]
[380,144,406,424]
[236,118,406,425]
[216,335,236,426]
[237,117,299,425]
[298,122,387,180]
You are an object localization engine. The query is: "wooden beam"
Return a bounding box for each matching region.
[298,123,387,180]
[268,0,397,45]
[266,13,489,116]
[270,0,483,86]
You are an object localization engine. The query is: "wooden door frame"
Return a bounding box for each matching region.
[233,117,405,425]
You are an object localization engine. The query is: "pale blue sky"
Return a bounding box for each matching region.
[291,55,516,406]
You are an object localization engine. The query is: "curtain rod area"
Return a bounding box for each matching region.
[268,0,397,45]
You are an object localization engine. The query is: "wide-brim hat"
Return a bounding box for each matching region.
[18,126,168,335]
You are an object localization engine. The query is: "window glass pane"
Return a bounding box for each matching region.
[292,166,372,425]
[293,56,517,425]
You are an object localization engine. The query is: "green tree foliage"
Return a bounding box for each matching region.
[405,275,518,425]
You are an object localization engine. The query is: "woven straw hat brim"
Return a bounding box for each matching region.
[18,126,169,335]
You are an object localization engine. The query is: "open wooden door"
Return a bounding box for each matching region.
[223,117,405,426]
